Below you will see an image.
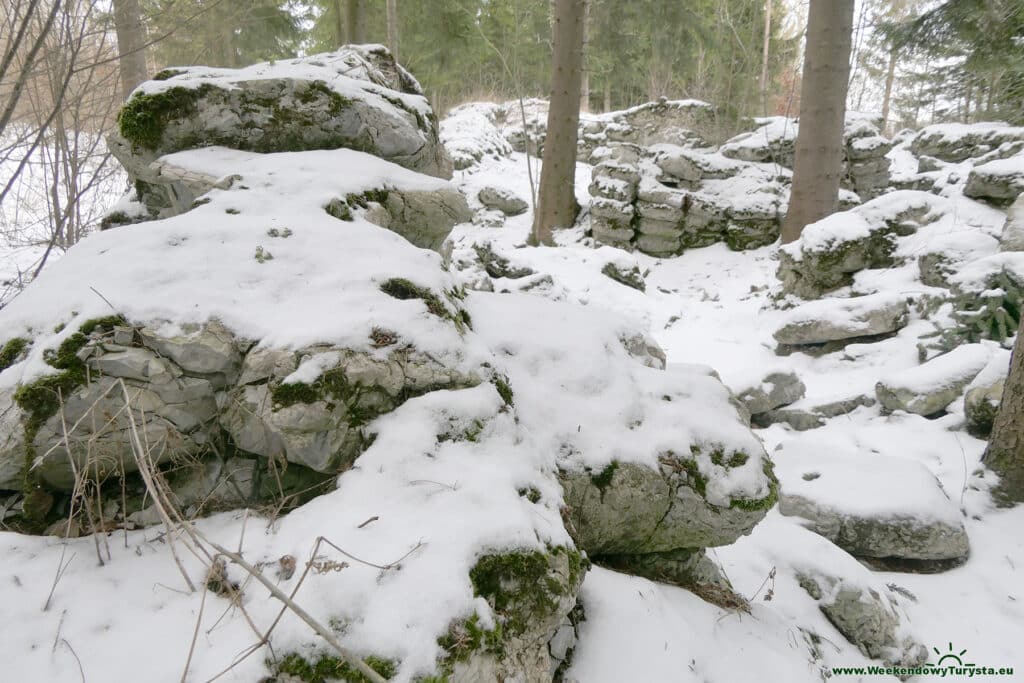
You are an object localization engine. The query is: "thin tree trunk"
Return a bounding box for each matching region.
[334,0,345,47]
[346,0,365,44]
[880,46,897,134]
[759,0,772,108]
[985,317,1024,505]
[579,0,590,113]
[112,0,148,100]
[532,0,586,245]
[780,0,854,244]
[386,0,399,61]
[602,79,610,112]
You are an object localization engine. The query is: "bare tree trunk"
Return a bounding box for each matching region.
[602,79,610,112]
[759,0,772,108]
[112,0,147,100]
[780,0,854,244]
[880,46,897,135]
[579,0,589,113]
[985,317,1024,505]
[532,0,586,246]
[386,0,399,60]
[333,0,345,47]
[346,0,366,44]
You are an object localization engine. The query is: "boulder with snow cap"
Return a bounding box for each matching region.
[777,191,942,299]
[776,441,970,567]
[773,293,909,348]
[109,45,453,217]
[964,154,1024,205]
[875,344,991,416]
[477,186,528,216]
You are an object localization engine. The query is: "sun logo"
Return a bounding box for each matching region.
[927,643,975,668]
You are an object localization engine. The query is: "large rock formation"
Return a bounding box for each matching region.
[109,45,453,219]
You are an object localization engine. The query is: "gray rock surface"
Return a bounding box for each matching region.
[774,294,909,347]
[964,156,1024,205]
[736,371,806,415]
[965,378,1004,438]
[875,344,990,416]
[782,493,969,563]
[109,46,452,218]
[222,347,480,473]
[1000,194,1024,251]
[559,456,775,555]
[477,186,528,215]
[798,573,926,668]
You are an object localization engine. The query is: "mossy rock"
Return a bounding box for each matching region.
[435,546,586,681]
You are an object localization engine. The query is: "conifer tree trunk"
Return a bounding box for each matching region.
[334,0,345,47]
[880,46,897,134]
[759,0,772,106]
[113,0,148,100]
[532,0,586,245]
[579,0,590,113]
[386,0,399,60]
[346,0,366,44]
[985,316,1024,505]
[780,0,854,243]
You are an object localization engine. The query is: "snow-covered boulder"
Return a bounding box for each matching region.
[477,186,528,216]
[735,371,806,417]
[777,191,942,299]
[875,344,991,416]
[109,45,453,218]
[467,294,778,558]
[964,154,1024,205]
[966,379,1005,438]
[439,102,514,170]
[1001,194,1024,251]
[776,441,970,566]
[910,122,1024,163]
[773,293,909,348]
[797,572,926,668]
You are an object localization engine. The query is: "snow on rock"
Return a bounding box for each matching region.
[875,343,993,416]
[439,102,514,170]
[775,439,969,564]
[1001,194,1024,251]
[734,371,806,417]
[777,190,945,298]
[468,292,778,556]
[910,122,1024,163]
[108,44,453,207]
[964,152,1024,204]
[773,292,909,347]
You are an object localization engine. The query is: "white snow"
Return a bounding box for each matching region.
[1,99,1023,683]
[774,438,964,526]
[878,343,992,395]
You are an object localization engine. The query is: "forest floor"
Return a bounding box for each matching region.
[447,152,1024,681]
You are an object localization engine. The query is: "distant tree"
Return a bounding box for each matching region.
[780,0,855,244]
[985,316,1024,505]
[386,0,399,60]
[532,0,586,245]
[112,0,148,100]
[893,0,1024,124]
[346,0,366,44]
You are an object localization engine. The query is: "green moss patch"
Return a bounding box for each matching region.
[274,652,395,683]
[491,375,514,407]
[0,338,28,372]
[118,85,212,151]
[151,69,185,81]
[438,613,504,663]
[729,458,779,512]
[590,461,619,494]
[600,263,646,292]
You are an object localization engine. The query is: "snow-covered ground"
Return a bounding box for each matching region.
[0,130,1022,681]
[444,151,1024,681]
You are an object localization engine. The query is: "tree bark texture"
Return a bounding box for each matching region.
[986,316,1024,505]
